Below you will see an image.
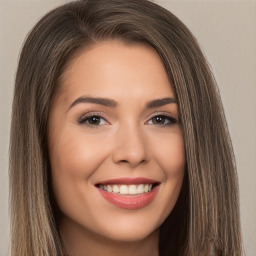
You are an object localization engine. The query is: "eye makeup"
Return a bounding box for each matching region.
[77,112,177,129]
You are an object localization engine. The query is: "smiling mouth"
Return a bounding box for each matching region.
[96,183,158,195]
[96,179,160,210]
[95,177,160,209]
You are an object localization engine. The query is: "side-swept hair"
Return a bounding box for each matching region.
[9,0,242,255]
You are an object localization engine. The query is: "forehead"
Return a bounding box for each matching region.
[57,40,174,103]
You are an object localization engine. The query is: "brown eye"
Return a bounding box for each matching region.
[87,116,101,125]
[78,115,107,127]
[152,116,166,124]
[148,115,177,126]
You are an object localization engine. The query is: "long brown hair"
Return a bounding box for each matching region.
[9,0,242,255]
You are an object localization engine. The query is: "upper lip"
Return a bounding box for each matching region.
[95,177,160,185]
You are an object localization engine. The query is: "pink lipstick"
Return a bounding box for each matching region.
[96,177,160,210]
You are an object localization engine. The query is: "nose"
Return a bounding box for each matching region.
[112,123,149,168]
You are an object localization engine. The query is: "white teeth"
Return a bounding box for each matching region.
[112,185,119,193]
[128,185,138,195]
[137,184,144,194]
[120,185,129,194]
[107,185,112,192]
[99,184,154,195]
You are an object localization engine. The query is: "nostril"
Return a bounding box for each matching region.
[119,159,146,164]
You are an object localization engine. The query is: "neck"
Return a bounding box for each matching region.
[59,217,160,256]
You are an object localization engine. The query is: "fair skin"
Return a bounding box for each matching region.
[48,40,185,256]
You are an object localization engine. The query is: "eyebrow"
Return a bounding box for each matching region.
[68,96,177,110]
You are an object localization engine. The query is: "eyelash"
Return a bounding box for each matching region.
[78,113,177,129]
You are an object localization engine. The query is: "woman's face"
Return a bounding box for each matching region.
[48,40,185,243]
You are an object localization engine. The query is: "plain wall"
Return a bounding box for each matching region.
[0,0,255,255]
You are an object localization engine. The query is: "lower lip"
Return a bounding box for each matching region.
[97,186,159,210]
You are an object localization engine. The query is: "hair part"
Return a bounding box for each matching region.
[9,0,242,255]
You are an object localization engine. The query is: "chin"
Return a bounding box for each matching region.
[92,213,162,243]
[101,226,159,243]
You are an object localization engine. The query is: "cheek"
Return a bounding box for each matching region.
[153,132,185,177]
[50,129,105,178]
[152,132,185,213]
[48,129,108,208]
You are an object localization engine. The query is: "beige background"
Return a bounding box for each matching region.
[0,0,255,255]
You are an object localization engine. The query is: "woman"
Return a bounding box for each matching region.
[9,0,243,255]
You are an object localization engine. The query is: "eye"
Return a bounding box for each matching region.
[147,114,177,126]
[78,114,108,127]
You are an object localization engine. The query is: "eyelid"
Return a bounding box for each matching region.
[146,111,177,120]
[78,112,109,126]
[145,112,178,126]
